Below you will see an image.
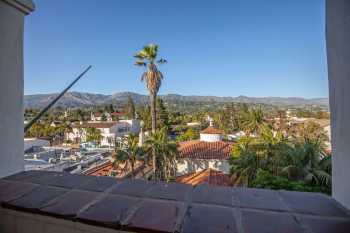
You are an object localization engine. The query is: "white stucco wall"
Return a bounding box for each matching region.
[119,119,140,134]
[200,133,222,142]
[176,159,230,176]
[326,0,350,209]
[0,0,34,178]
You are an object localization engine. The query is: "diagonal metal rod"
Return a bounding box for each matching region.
[24,65,92,133]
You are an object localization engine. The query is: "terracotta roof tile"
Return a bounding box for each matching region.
[176,169,233,187]
[200,126,223,134]
[84,162,113,176]
[110,112,125,116]
[178,140,234,159]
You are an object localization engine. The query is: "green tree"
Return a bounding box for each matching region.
[137,105,152,130]
[241,107,265,135]
[113,134,143,178]
[283,139,331,188]
[124,96,136,119]
[134,44,166,133]
[86,127,102,145]
[177,128,199,142]
[101,113,107,121]
[157,98,169,128]
[144,127,177,181]
[230,136,259,186]
[229,125,331,193]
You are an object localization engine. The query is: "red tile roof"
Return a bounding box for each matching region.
[84,162,113,176]
[178,140,233,159]
[200,126,223,134]
[93,112,102,117]
[84,161,152,179]
[111,112,125,116]
[176,169,233,186]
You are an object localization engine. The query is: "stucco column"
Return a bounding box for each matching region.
[326,0,350,208]
[0,0,35,177]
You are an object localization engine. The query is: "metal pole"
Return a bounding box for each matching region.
[24,65,92,133]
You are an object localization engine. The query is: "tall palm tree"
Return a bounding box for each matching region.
[134,44,167,134]
[134,44,166,178]
[144,127,177,181]
[113,134,143,178]
[230,136,260,186]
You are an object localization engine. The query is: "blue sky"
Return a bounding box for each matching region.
[24,0,328,98]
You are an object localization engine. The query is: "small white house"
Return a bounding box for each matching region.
[65,120,140,147]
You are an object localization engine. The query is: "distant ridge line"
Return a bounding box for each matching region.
[24,91,329,109]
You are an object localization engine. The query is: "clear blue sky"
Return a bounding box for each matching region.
[24,0,328,98]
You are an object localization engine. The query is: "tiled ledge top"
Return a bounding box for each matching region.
[1,171,350,233]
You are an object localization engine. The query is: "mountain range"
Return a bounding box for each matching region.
[24,92,329,109]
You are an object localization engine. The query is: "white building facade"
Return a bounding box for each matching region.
[66,120,140,147]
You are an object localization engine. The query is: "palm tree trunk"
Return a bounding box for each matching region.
[150,92,157,180]
[150,92,157,133]
[131,162,135,179]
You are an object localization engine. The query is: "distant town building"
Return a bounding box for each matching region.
[176,122,233,176]
[50,121,62,127]
[90,112,125,122]
[65,120,140,147]
[186,122,201,127]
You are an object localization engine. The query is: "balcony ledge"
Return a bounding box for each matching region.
[1,170,350,233]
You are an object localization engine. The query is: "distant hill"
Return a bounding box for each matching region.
[24,91,329,109]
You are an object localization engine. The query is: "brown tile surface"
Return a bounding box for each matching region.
[3,170,65,185]
[109,178,154,197]
[279,190,349,217]
[241,209,303,233]
[78,176,118,192]
[234,188,289,211]
[48,173,93,189]
[301,216,350,233]
[1,171,350,233]
[0,180,38,202]
[191,184,234,206]
[40,190,100,218]
[124,199,186,233]
[182,204,238,233]
[78,194,138,228]
[178,140,234,159]
[146,181,192,201]
[5,186,68,211]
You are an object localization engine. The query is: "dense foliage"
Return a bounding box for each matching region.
[230,121,331,194]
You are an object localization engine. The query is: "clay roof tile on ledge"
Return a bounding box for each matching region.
[1,170,350,233]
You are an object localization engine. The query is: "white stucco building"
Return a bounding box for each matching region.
[176,124,233,176]
[65,120,140,147]
[90,112,125,122]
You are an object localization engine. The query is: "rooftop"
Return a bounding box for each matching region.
[200,126,223,134]
[178,140,234,159]
[176,168,233,186]
[1,170,350,233]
